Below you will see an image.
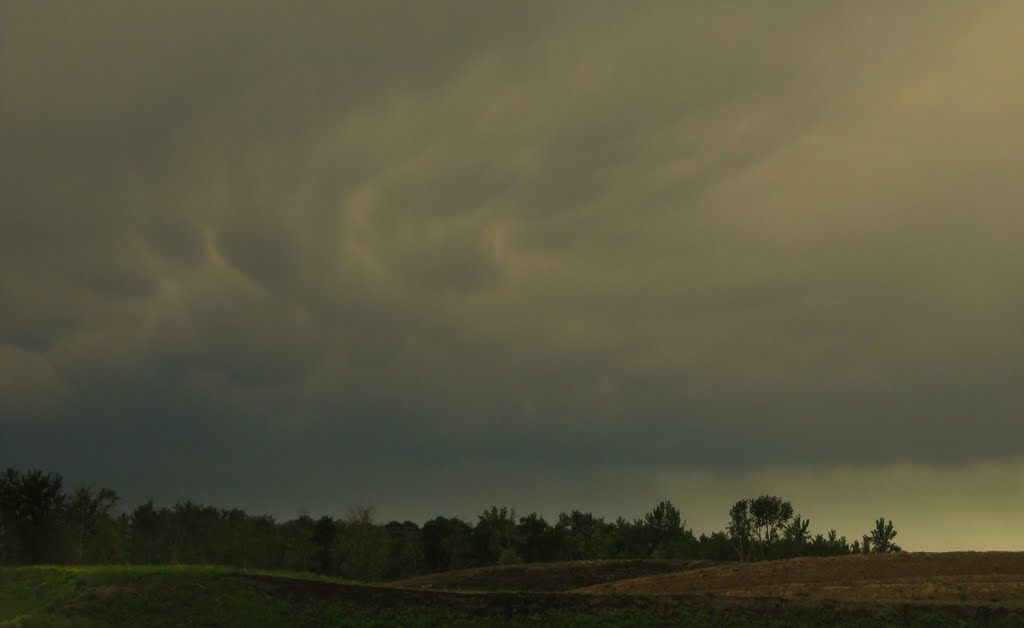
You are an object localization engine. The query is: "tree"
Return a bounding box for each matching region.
[337,505,389,580]
[383,520,425,578]
[0,469,19,563]
[7,469,67,563]
[421,516,473,572]
[643,500,680,557]
[696,531,734,561]
[0,466,913,574]
[130,499,173,564]
[727,499,754,562]
[555,510,610,560]
[171,501,221,564]
[312,516,337,574]
[516,513,558,563]
[641,500,695,558]
[868,517,901,553]
[608,517,646,559]
[242,514,280,569]
[474,506,521,565]
[728,495,806,561]
[67,486,119,563]
[749,495,794,560]
[280,514,316,572]
[781,515,811,557]
[813,529,850,556]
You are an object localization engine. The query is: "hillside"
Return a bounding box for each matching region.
[3,558,1024,627]
[388,558,716,592]
[575,552,1024,606]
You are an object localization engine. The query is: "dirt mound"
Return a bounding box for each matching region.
[240,571,1024,625]
[575,552,1024,606]
[15,565,1018,626]
[387,559,717,592]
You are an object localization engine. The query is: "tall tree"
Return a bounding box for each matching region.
[868,517,901,553]
[130,499,173,564]
[337,505,388,580]
[727,499,753,562]
[697,531,734,561]
[748,495,794,560]
[421,516,473,572]
[9,469,67,563]
[67,486,119,563]
[312,516,337,574]
[0,466,908,573]
[0,469,19,563]
[516,513,558,563]
[474,506,521,565]
[280,514,317,572]
[641,500,694,558]
[779,514,811,558]
[383,520,425,578]
[728,495,802,561]
[608,517,646,559]
[556,510,610,560]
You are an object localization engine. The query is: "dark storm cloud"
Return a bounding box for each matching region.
[2,2,1024,543]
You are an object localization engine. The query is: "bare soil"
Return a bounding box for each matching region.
[11,561,1024,627]
[248,574,680,617]
[387,558,716,592]
[231,556,1024,625]
[575,552,1024,606]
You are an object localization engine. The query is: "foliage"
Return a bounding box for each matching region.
[728,495,814,562]
[868,517,901,553]
[1,469,68,563]
[422,515,474,572]
[641,500,695,558]
[556,510,610,561]
[727,499,754,562]
[515,513,559,563]
[1,467,896,580]
[474,506,521,565]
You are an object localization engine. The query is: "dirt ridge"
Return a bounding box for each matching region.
[387,558,717,592]
[573,552,1024,606]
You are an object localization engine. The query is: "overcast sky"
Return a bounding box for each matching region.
[2,1,1023,550]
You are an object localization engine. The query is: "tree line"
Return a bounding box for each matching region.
[0,468,901,580]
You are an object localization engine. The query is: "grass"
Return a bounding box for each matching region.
[0,565,334,627]
[2,565,1024,627]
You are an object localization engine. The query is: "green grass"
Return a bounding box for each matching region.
[0,565,340,627]
[2,565,1023,627]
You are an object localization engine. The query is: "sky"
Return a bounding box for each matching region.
[2,1,1023,551]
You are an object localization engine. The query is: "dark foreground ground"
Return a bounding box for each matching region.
[388,558,716,592]
[2,555,1023,627]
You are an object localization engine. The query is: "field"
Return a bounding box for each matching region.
[577,552,1024,605]
[2,553,1023,627]
[388,558,716,592]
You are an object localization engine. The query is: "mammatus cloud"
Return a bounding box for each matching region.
[2,2,1023,546]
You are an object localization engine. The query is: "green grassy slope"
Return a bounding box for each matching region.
[1,566,356,628]
[3,565,1023,627]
